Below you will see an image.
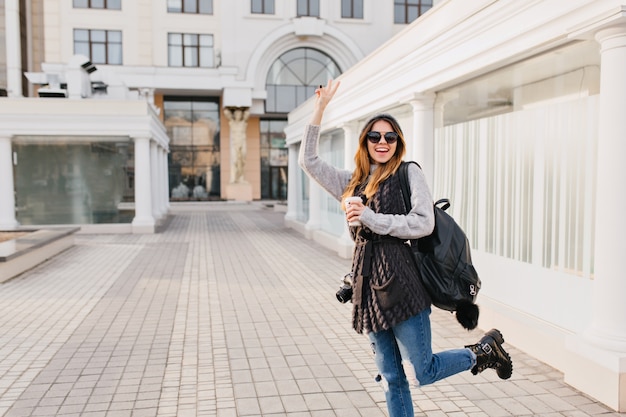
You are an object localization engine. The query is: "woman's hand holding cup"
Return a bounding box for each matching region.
[344,196,364,226]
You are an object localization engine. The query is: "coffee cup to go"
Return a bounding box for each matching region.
[344,196,362,226]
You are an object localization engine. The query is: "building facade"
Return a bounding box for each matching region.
[0,0,433,232]
[285,0,626,411]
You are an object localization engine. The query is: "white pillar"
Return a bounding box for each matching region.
[341,121,359,171]
[409,94,436,187]
[131,137,155,233]
[588,24,626,352]
[564,22,626,413]
[285,144,299,222]
[161,148,170,213]
[0,137,18,229]
[165,150,171,209]
[305,183,322,238]
[5,0,22,97]
[337,122,359,258]
[150,141,160,219]
[304,130,322,237]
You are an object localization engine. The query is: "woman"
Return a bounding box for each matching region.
[299,80,513,417]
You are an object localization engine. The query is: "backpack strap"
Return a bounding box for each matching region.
[399,161,421,214]
[399,161,451,213]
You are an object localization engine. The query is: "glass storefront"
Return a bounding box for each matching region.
[433,40,600,278]
[164,97,221,200]
[14,138,134,225]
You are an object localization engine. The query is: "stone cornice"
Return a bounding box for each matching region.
[0,99,170,149]
[286,0,620,144]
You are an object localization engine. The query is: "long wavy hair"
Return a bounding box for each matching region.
[341,113,407,206]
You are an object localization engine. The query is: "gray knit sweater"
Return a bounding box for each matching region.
[298,124,435,240]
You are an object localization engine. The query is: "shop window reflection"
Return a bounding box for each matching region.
[164,97,221,200]
[14,139,134,225]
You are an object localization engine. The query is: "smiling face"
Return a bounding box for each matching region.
[367,120,397,165]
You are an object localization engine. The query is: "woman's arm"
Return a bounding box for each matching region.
[298,125,353,201]
[359,163,435,239]
[298,79,352,201]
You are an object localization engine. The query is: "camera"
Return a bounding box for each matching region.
[336,272,354,303]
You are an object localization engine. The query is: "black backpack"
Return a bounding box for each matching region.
[398,161,481,330]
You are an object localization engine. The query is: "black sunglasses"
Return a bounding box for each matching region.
[366,131,399,144]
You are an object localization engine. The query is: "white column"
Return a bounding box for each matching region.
[161,149,170,213]
[285,144,299,222]
[5,0,22,97]
[409,94,436,187]
[131,137,155,232]
[337,122,359,257]
[305,183,322,239]
[586,25,626,351]
[564,22,626,413]
[0,137,18,229]
[150,141,160,219]
[165,150,171,209]
[341,121,359,171]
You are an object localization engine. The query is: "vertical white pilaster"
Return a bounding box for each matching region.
[5,0,22,97]
[588,24,626,351]
[409,94,436,188]
[150,141,160,219]
[132,137,155,232]
[565,22,626,413]
[285,145,299,222]
[341,121,359,172]
[0,137,18,229]
[337,122,359,256]
[305,183,322,238]
[161,149,170,214]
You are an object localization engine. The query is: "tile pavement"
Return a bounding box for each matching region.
[0,202,623,417]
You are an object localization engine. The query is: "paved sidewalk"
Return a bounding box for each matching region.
[0,203,623,417]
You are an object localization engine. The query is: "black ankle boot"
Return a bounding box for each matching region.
[465,328,513,379]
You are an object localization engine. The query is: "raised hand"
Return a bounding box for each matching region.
[311,79,341,125]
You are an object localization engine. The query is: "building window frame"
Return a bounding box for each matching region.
[341,0,363,19]
[251,0,274,14]
[167,0,213,14]
[73,0,121,9]
[297,0,320,17]
[265,47,341,113]
[164,96,221,200]
[394,0,432,24]
[168,33,214,68]
[260,119,288,200]
[73,29,123,65]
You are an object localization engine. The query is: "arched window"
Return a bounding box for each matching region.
[265,48,341,113]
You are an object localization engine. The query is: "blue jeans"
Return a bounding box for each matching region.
[368,307,475,417]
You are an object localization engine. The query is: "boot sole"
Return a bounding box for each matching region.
[485,329,513,380]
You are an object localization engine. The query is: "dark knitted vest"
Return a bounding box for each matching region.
[349,171,431,334]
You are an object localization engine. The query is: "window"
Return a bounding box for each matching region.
[168,33,214,67]
[167,0,213,14]
[433,42,600,278]
[265,48,341,113]
[394,0,432,24]
[74,29,122,65]
[251,0,274,14]
[164,97,221,200]
[297,0,319,17]
[260,120,288,200]
[14,139,134,225]
[341,0,363,19]
[73,0,121,9]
